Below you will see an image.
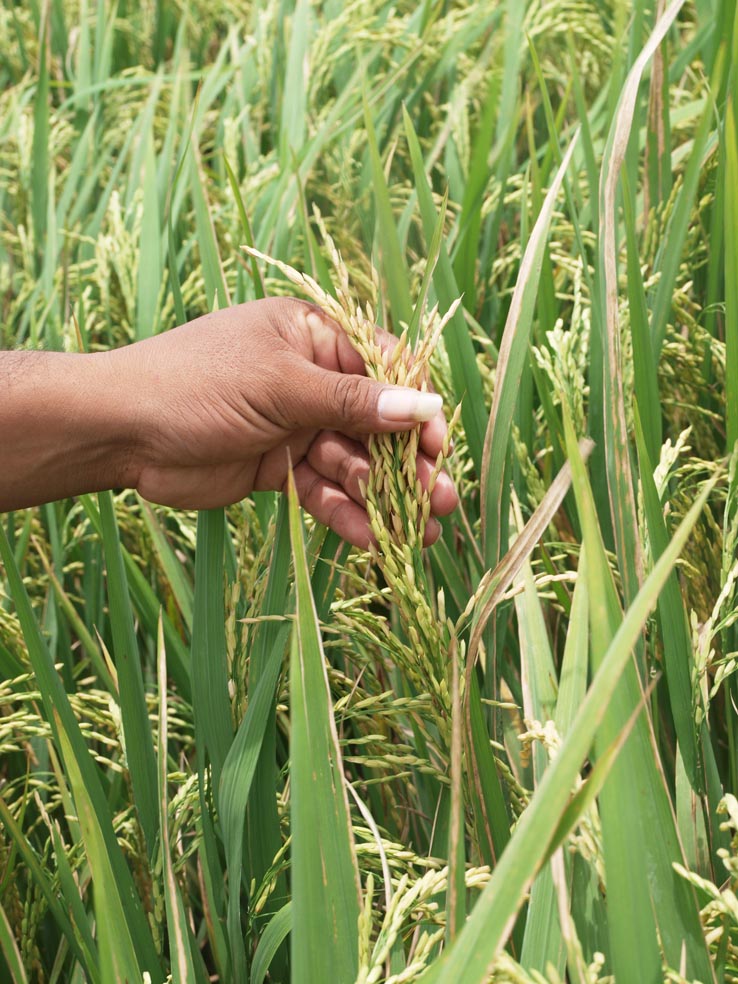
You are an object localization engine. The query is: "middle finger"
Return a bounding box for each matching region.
[307,431,458,515]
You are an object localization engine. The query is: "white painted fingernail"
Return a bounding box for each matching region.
[378,388,442,422]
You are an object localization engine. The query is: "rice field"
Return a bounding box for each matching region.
[1,1,737,981]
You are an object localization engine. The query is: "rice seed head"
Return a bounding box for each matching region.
[244,229,461,725]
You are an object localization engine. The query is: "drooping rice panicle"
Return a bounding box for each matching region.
[245,236,462,733]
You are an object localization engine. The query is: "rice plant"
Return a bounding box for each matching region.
[1,1,737,982]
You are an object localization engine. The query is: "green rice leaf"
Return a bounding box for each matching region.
[31,15,49,264]
[595,0,686,618]
[54,710,143,984]
[98,491,158,856]
[250,903,292,984]
[634,406,703,791]
[419,423,718,984]
[562,402,714,983]
[191,509,232,792]
[0,901,28,984]
[136,127,162,339]
[0,795,91,976]
[515,559,564,976]
[0,525,161,977]
[157,617,199,984]
[287,470,360,983]
[190,144,230,310]
[726,13,738,451]
[480,132,578,570]
[218,502,291,984]
[403,105,488,474]
[364,93,413,331]
[279,0,310,166]
[139,498,194,633]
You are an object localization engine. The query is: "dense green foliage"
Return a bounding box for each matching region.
[1,0,738,981]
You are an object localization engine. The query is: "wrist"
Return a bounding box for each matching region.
[82,350,146,491]
[0,349,145,509]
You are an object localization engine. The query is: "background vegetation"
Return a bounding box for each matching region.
[1,0,737,981]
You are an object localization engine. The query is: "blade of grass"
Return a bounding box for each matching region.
[596,0,686,626]
[542,675,660,868]
[191,142,230,310]
[555,549,590,737]
[219,505,291,983]
[224,153,266,300]
[515,557,564,976]
[139,498,194,633]
[0,902,28,984]
[136,127,162,339]
[191,508,232,791]
[651,47,725,357]
[287,470,360,983]
[364,93,413,331]
[166,90,200,326]
[634,406,703,789]
[419,429,718,984]
[403,105,488,474]
[407,189,448,347]
[465,673,511,869]
[250,903,292,984]
[480,132,578,572]
[623,171,661,465]
[157,616,199,984]
[446,639,466,942]
[219,625,287,984]
[279,0,310,167]
[54,709,144,984]
[726,10,738,451]
[465,439,594,665]
[31,12,49,269]
[45,817,99,981]
[0,525,161,976]
[461,444,591,884]
[452,69,500,310]
[242,501,292,983]
[32,535,116,693]
[92,0,116,88]
[123,548,192,698]
[190,507,232,979]
[0,797,92,977]
[562,401,714,983]
[98,491,158,856]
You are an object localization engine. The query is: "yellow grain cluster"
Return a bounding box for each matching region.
[244,223,461,725]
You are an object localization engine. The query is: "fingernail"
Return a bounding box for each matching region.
[425,517,441,543]
[378,388,442,422]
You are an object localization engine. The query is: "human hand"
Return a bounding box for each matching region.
[111,298,457,547]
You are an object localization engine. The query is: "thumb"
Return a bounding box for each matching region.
[295,365,443,434]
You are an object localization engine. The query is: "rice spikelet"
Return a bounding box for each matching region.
[244,220,462,730]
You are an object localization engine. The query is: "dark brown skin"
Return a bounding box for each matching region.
[0,298,458,547]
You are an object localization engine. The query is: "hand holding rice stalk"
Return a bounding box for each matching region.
[245,222,462,723]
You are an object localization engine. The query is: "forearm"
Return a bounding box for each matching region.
[0,350,140,510]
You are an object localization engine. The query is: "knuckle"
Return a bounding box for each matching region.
[294,463,321,506]
[332,374,365,423]
[337,454,353,491]
[266,297,321,344]
[326,497,347,535]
